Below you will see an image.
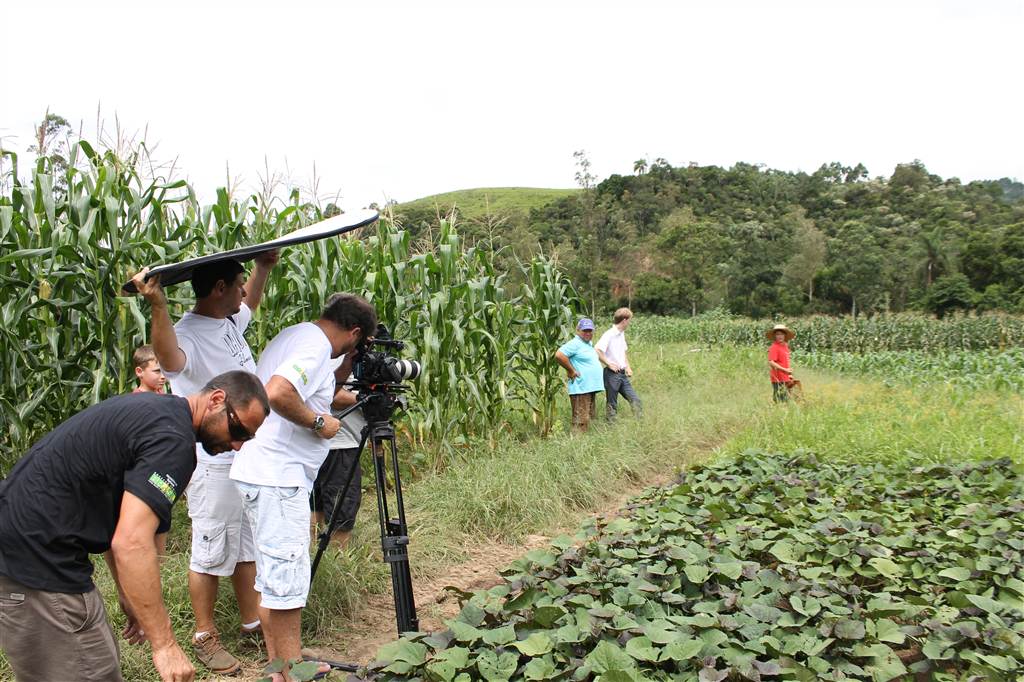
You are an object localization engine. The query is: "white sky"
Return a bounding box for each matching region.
[2,0,1021,209]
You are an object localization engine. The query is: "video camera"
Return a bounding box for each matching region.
[352,324,421,386]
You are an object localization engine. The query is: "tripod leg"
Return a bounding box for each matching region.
[371,425,419,634]
[310,432,368,581]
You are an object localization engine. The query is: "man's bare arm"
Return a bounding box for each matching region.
[555,350,579,379]
[242,250,279,312]
[266,375,341,439]
[332,387,358,410]
[110,492,194,680]
[127,269,186,373]
[104,529,167,644]
[596,348,621,371]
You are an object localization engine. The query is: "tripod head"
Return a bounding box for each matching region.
[345,382,408,424]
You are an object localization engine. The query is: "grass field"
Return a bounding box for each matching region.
[1,343,1020,680]
[394,188,578,222]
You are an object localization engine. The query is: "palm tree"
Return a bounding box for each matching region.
[633,158,648,175]
[917,227,952,288]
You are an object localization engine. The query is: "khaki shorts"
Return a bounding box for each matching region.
[0,574,121,681]
[187,461,256,576]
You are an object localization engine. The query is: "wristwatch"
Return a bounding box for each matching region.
[311,414,325,433]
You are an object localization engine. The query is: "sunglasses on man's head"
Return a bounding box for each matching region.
[224,399,254,442]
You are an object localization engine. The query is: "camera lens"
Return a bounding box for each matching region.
[386,358,421,382]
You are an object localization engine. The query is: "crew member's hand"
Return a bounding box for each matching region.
[624,366,633,378]
[126,267,166,306]
[117,592,147,644]
[152,642,195,682]
[318,414,342,439]
[254,249,280,269]
[606,361,621,373]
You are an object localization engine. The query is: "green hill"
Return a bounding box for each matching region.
[395,187,578,222]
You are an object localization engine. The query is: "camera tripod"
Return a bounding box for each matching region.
[308,388,419,669]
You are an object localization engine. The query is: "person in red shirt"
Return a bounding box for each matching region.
[766,324,795,402]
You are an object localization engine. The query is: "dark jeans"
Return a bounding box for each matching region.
[604,368,642,420]
[310,447,363,532]
[772,382,790,403]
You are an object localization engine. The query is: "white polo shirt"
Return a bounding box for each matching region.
[230,322,336,490]
[164,304,256,464]
[595,325,628,368]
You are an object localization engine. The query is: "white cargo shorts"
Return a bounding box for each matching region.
[187,461,256,576]
[235,482,312,610]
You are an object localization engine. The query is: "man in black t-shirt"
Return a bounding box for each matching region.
[0,370,269,682]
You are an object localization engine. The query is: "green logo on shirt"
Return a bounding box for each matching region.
[148,472,177,503]
[292,363,309,385]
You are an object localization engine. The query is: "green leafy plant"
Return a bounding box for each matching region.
[368,452,1024,681]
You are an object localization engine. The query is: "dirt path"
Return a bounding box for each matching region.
[305,468,681,673]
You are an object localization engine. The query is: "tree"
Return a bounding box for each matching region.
[781,208,826,302]
[633,158,648,175]
[28,111,73,187]
[924,274,976,318]
[915,226,953,288]
[829,221,890,317]
[656,208,731,316]
[573,150,600,312]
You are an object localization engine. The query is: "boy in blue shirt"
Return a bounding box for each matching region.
[555,318,605,432]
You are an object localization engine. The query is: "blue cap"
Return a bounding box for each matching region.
[577,318,595,331]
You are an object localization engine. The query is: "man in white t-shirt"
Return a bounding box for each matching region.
[129,253,278,675]
[594,307,643,420]
[230,293,377,682]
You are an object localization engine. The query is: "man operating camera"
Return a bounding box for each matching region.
[229,292,377,681]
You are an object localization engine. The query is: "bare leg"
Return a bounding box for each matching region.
[189,570,220,634]
[230,561,260,625]
[263,607,304,679]
[332,529,352,549]
[259,605,277,661]
[313,512,353,549]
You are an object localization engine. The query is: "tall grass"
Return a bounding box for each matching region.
[719,355,1024,466]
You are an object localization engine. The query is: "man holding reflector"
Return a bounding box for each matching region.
[129,253,278,675]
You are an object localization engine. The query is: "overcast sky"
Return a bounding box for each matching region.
[2,0,1021,209]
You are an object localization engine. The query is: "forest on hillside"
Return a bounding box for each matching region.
[396,160,1024,318]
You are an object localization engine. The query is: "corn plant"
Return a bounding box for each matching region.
[800,348,1024,393]
[628,311,1024,352]
[0,140,581,475]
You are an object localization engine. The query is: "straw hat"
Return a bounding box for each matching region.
[766,324,795,341]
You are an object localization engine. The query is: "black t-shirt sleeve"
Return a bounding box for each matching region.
[123,428,195,534]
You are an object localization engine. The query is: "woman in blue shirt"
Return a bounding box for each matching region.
[554,318,605,433]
